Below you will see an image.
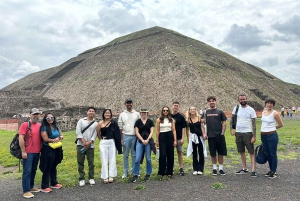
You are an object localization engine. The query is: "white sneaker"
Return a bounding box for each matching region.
[193,171,198,175]
[122,173,127,179]
[79,180,85,187]
[89,179,95,185]
[197,171,203,175]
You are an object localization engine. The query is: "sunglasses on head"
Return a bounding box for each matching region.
[46,116,54,120]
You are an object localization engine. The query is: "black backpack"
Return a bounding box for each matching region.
[255,144,267,164]
[10,121,31,159]
[231,105,239,129]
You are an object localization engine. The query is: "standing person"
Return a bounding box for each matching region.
[156,106,177,178]
[280,106,285,118]
[118,98,141,179]
[288,107,292,117]
[131,107,155,182]
[19,108,42,199]
[39,113,64,193]
[230,94,257,177]
[97,108,122,184]
[298,106,300,114]
[171,101,187,176]
[261,98,283,179]
[186,107,207,175]
[76,107,98,187]
[204,96,227,176]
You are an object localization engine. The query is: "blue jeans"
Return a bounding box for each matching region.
[134,140,152,175]
[261,133,278,172]
[123,135,137,175]
[22,153,40,192]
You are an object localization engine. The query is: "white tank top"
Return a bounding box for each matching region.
[261,110,276,132]
[159,118,172,133]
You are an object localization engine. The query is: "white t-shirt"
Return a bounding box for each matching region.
[232,105,257,132]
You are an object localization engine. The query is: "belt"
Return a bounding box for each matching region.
[102,137,112,140]
[261,131,276,135]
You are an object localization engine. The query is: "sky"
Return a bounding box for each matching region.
[1,0,300,89]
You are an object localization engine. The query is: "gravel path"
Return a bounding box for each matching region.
[1,155,299,201]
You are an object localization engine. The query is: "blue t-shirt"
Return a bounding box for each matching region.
[41,126,60,146]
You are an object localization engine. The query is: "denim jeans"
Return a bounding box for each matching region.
[123,134,137,175]
[134,140,152,175]
[22,153,40,193]
[261,133,278,172]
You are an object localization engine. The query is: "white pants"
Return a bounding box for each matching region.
[99,139,117,179]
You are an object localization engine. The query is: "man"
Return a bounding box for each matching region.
[19,108,42,198]
[76,107,98,186]
[118,99,141,178]
[204,96,227,176]
[230,94,257,178]
[171,101,187,176]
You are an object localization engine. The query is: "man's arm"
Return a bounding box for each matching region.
[230,114,235,136]
[251,118,256,143]
[221,121,226,135]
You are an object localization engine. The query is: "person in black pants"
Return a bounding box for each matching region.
[156,106,177,179]
[39,113,64,193]
[186,107,207,175]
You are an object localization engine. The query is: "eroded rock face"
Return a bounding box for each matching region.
[1,26,300,119]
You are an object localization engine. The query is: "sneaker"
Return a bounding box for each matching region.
[41,188,52,193]
[268,172,277,179]
[212,169,217,176]
[103,179,108,184]
[30,188,40,192]
[219,170,226,176]
[197,171,203,175]
[108,177,113,183]
[193,171,198,175]
[79,180,85,187]
[236,169,249,174]
[131,175,138,183]
[179,168,185,176]
[144,174,150,181]
[251,171,257,178]
[264,171,272,177]
[122,173,128,179]
[89,179,95,185]
[50,184,62,189]
[23,192,34,198]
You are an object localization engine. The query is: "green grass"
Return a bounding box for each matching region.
[1,118,299,187]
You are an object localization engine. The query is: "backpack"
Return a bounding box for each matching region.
[10,121,31,159]
[255,144,267,164]
[231,105,239,129]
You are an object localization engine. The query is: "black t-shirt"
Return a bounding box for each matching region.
[134,119,155,135]
[171,113,187,140]
[205,108,227,138]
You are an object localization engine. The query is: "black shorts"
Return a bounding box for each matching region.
[208,135,227,157]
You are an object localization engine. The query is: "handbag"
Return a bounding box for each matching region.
[232,105,239,129]
[49,141,62,149]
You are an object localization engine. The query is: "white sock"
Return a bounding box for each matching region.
[219,164,223,170]
[213,164,217,170]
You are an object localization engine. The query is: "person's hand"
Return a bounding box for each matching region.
[22,152,27,159]
[173,141,177,147]
[143,139,149,145]
[230,130,235,136]
[202,134,207,140]
[251,136,256,144]
[121,139,124,146]
[156,141,159,147]
[180,139,184,146]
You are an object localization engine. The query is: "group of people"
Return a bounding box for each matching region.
[19,94,283,198]
[280,106,300,118]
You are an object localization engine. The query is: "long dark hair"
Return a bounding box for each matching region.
[41,112,58,136]
[102,108,112,120]
[159,106,173,123]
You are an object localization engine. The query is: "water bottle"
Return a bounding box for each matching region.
[80,147,88,153]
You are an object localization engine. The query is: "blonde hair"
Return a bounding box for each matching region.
[186,106,200,121]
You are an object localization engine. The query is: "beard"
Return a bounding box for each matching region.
[31,117,39,123]
[240,101,247,106]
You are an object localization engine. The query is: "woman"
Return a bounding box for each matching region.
[97,109,122,184]
[156,106,177,178]
[39,113,63,193]
[186,107,207,175]
[131,107,154,182]
[261,98,283,179]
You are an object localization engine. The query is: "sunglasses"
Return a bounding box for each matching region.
[46,116,54,120]
[163,110,169,112]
